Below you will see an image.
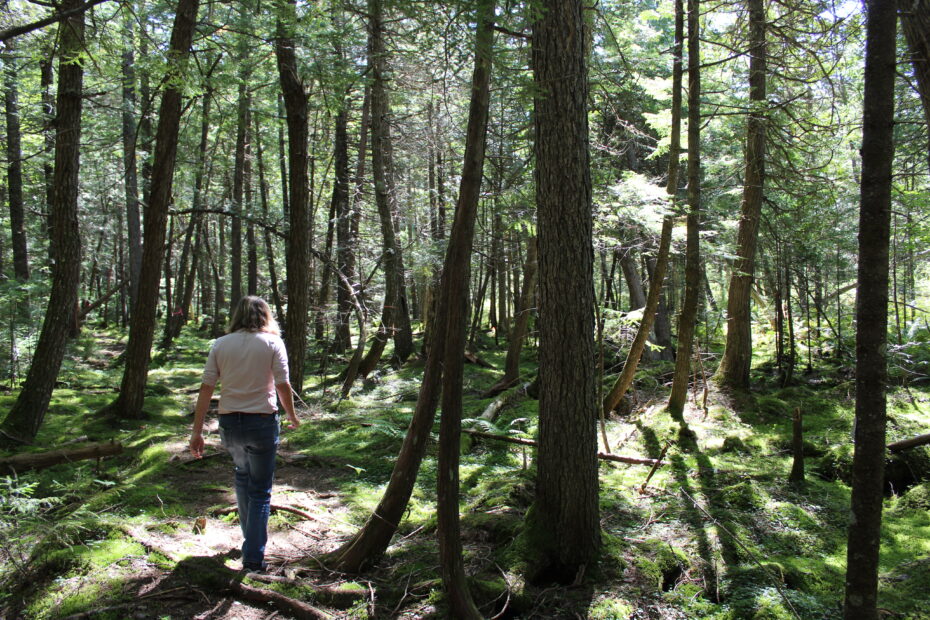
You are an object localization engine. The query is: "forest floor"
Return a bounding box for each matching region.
[2,326,930,619]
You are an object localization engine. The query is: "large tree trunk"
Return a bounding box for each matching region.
[715,0,767,390]
[843,3,896,618]
[436,4,494,615]
[275,0,311,394]
[667,0,702,419]
[0,0,84,443]
[99,0,200,420]
[901,0,929,173]
[3,36,29,281]
[121,10,142,312]
[529,0,601,581]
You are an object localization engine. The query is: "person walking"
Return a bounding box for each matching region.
[189,296,300,572]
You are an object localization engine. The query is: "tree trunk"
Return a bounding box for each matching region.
[163,87,212,346]
[326,3,493,586]
[667,0,702,419]
[335,86,369,353]
[317,102,348,343]
[901,0,929,173]
[275,0,311,395]
[253,110,285,324]
[230,76,249,311]
[484,236,537,398]
[436,4,494,614]
[3,37,29,281]
[40,52,55,255]
[603,218,674,414]
[0,0,84,443]
[715,0,766,390]
[529,0,601,581]
[121,11,142,312]
[358,0,414,375]
[843,3,896,618]
[620,249,646,311]
[99,0,200,421]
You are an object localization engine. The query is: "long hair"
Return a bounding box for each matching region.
[227,296,280,335]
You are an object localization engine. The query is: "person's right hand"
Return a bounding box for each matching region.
[189,433,205,458]
[285,412,300,430]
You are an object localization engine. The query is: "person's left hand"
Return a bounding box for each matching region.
[190,433,205,458]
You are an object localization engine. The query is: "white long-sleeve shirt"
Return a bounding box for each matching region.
[201,330,290,414]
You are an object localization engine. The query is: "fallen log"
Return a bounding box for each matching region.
[0,440,122,474]
[478,382,530,422]
[888,433,930,453]
[462,429,659,466]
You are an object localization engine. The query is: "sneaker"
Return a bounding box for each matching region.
[242,561,267,573]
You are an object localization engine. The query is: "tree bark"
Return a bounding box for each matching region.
[530,0,601,581]
[254,110,285,324]
[716,0,766,390]
[436,3,494,614]
[901,0,929,173]
[163,87,212,346]
[121,11,141,312]
[230,74,250,311]
[484,236,537,398]
[0,0,84,443]
[843,3,896,618]
[99,0,200,420]
[0,441,122,474]
[358,0,414,375]
[667,0,702,419]
[326,3,493,586]
[3,37,29,281]
[275,0,311,394]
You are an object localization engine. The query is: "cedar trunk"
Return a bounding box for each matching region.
[326,1,493,581]
[275,0,311,394]
[531,0,601,579]
[843,2,896,618]
[101,0,200,420]
[436,2,494,614]
[901,0,929,172]
[716,0,766,390]
[3,38,29,281]
[0,0,84,443]
[667,0,702,418]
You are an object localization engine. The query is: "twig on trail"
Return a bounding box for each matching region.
[488,564,512,620]
[213,503,324,524]
[640,441,672,492]
[674,489,802,620]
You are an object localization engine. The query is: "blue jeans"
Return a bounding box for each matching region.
[218,413,279,568]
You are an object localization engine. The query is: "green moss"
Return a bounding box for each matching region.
[721,435,751,454]
[588,597,634,619]
[754,395,791,421]
[719,479,764,511]
[896,482,930,511]
[632,538,689,592]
